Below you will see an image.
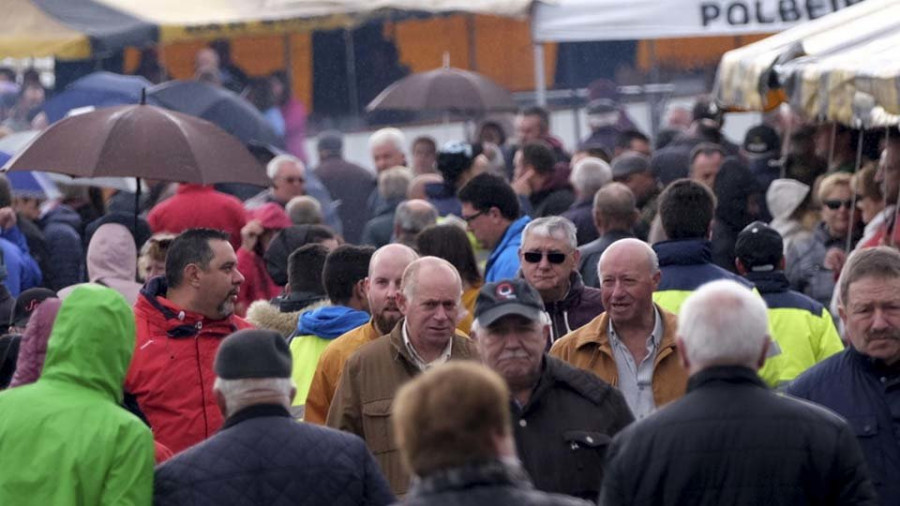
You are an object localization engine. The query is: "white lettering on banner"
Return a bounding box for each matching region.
[700,0,866,28]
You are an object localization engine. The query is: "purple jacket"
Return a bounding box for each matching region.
[9,298,62,388]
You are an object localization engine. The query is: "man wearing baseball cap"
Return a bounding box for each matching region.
[154,329,394,506]
[734,221,843,387]
[472,278,633,503]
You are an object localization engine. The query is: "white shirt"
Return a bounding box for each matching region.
[608,307,663,420]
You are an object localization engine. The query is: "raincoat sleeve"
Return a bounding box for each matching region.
[101,425,154,505]
[1,225,30,254]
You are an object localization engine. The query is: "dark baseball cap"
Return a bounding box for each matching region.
[214,329,292,380]
[475,279,545,327]
[11,288,56,328]
[735,221,784,271]
[742,125,780,155]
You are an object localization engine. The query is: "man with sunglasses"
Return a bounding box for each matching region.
[519,217,604,344]
[459,173,531,282]
[245,154,307,211]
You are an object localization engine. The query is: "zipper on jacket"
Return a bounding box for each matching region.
[194,331,209,439]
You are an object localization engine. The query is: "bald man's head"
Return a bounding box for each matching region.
[367,243,420,335]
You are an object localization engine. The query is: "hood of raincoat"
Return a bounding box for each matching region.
[39,284,135,402]
[296,305,370,340]
[766,179,810,222]
[87,223,137,283]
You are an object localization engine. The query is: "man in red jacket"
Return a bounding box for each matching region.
[125,228,253,455]
[147,184,247,251]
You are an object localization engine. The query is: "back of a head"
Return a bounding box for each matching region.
[594,182,637,226]
[264,225,337,286]
[287,243,328,295]
[394,200,438,238]
[521,141,556,175]
[437,142,480,187]
[570,156,612,198]
[678,280,768,371]
[735,221,784,272]
[416,224,481,286]
[286,195,323,225]
[393,362,511,477]
[658,179,716,240]
[323,244,375,305]
[378,166,413,201]
[317,130,343,158]
[458,173,520,221]
[166,228,231,289]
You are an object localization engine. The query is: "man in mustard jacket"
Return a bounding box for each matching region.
[551,238,687,419]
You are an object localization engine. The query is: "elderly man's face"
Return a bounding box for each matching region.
[477,314,547,392]
[399,265,461,352]
[372,142,405,173]
[841,275,900,365]
[519,232,579,303]
[599,244,659,327]
[197,239,245,320]
[272,161,305,203]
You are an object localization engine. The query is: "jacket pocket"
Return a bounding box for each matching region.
[846,415,884,485]
[560,431,611,500]
[361,399,396,456]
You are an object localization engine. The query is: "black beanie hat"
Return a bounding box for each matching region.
[214,329,292,380]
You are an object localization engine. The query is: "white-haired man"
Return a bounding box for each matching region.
[472,278,633,502]
[599,280,878,506]
[518,216,604,344]
[245,154,307,210]
[552,238,686,419]
[154,329,394,505]
[327,257,478,497]
[562,157,613,245]
[369,128,408,174]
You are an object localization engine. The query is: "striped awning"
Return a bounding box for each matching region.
[715,0,900,126]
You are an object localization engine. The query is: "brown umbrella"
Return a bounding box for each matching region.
[366,67,517,114]
[1,104,267,186]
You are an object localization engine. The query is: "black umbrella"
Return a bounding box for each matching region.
[366,67,517,114]
[147,80,283,148]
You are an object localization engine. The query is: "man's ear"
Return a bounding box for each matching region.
[184,264,202,288]
[756,339,771,370]
[397,290,409,316]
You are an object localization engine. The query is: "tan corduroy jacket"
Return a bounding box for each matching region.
[549,306,688,409]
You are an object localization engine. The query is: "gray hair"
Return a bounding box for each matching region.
[598,238,659,279]
[838,246,900,306]
[521,216,577,250]
[369,127,407,157]
[266,154,305,181]
[569,157,612,199]
[394,200,438,234]
[378,166,414,200]
[286,195,323,225]
[213,377,295,415]
[678,280,769,370]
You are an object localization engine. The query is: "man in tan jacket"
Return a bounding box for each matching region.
[326,256,479,497]
[551,238,687,419]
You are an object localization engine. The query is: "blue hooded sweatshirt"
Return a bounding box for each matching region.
[290,305,370,409]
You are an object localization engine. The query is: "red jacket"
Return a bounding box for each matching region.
[147,184,247,251]
[235,247,281,317]
[125,277,253,455]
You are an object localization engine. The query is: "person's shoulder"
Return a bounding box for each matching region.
[545,355,617,406]
[787,349,850,396]
[347,333,393,365]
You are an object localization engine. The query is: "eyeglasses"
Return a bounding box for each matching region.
[823,199,853,210]
[462,210,485,223]
[523,251,568,264]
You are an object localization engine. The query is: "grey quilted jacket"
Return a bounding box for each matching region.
[154,404,394,506]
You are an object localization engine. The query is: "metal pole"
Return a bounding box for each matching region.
[779,114,793,179]
[827,122,837,170]
[344,29,359,117]
[534,43,547,106]
[846,130,865,254]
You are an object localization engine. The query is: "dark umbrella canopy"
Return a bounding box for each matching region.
[42,71,151,123]
[366,67,517,114]
[1,104,267,186]
[147,80,283,147]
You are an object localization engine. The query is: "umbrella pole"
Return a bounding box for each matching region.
[827,122,837,170]
[134,178,141,233]
[779,115,793,179]
[845,130,864,254]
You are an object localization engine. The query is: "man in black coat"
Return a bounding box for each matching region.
[154,329,394,506]
[600,279,878,506]
[313,131,376,244]
[472,278,633,502]
[577,182,637,288]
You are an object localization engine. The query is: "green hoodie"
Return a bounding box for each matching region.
[0,285,154,505]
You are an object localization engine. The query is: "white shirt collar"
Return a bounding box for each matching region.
[402,320,453,371]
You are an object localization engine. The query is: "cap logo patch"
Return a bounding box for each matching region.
[495,282,517,300]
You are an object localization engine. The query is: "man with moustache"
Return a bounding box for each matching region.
[125,229,253,454]
[304,243,419,424]
[788,247,900,505]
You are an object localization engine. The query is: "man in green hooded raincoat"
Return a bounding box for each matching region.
[0,284,154,505]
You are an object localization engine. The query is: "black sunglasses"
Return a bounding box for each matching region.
[462,210,485,223]
[823,199,853,210]
[523,251,567,264]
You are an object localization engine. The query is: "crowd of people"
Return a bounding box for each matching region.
[0,55,898,506]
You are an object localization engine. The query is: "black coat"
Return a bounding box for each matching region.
[600,366,878,506]
[399,461,592,506]
[315,156,377,245]
[154,404,395,506]
[513,356,634,502]
[577,229,634,288]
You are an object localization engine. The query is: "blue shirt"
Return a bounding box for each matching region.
[485,215,531,283]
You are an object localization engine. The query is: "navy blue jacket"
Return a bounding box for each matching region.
[154,404,395,506]
[652,239,753,315]
[788,348,900,506]
[39,205,85,291]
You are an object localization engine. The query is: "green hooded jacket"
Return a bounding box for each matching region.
[0,284,154,505]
